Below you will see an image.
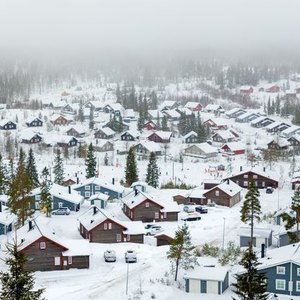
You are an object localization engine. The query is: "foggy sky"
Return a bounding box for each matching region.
[0,0,300,63]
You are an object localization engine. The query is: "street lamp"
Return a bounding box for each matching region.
[222,217,226,252]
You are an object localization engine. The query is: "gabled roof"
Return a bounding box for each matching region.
[265,121,290,130]
[122,190,163,210]
[184,101,202,110]
[204,180,242,197]
[73,177,124,194]
[183,131,198,139]
[236,111,260,121]
[148,131,172,140]
[185,143,218,154]
[134,140,161,152]
[96,127,115,136]
[212,130,235,140]
[0,207,16,226]
[184,266,228,281]
[57,135,78,144]
[280,125,300,136]
[250,116,274,125]
[268,138,290,148]
[25,117,43,124]
[78,206,127,232]
[238,226,272,238]
[163,109,181,118]
[225,107,246,116]
[87,192,110,202]
[0,119,15,127]
[205,104,223,111]
[12,218,68,252]
[20,131,42,141]
[222,141,245,151]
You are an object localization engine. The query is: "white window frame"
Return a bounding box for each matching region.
[215,190,219,196]
[244,174,248,179]
[296,281,300,292]
[154,212,159,219]
[36,195,41,200]
[277,266,286,275]
[85,191,90,198]
[116,234,121,242]
[127,234,130,242]
[253,174,258,179]
[85,185,91,190]
[108,223,112,230]
[54,257,60,266]
[244,181,248,187]
[58,202,63,208]
[104,223,107,230]
[95,185,100,191]
[275,279,286,290]
[39,241,46,250]
[145,201,150,208]
[297,268,300,276]
[68,256,72,265]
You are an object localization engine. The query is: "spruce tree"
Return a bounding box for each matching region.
[53,149,64,185]
[8,148,34,227]
[78,99,84,122]
[240,180,261,247]
[167,224,197,281]
[281,186,300,243]
[161,115,168,131]
[85,143,97,179]
[104,153,109,166]
[232,244,268,300]
[125,147,138,186]
[40,167,52,217]
[89,106,95,130]
[26,148,39,188]
[0,154,8,194]
[0,240,45,300]
[145,152,159,188]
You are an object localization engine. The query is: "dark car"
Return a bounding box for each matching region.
[195,206,208,214]
[52,207,71,215]
[266,187,274,194]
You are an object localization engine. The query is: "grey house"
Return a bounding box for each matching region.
[184,267,229,295]
[73,177,124,200]
[239,227,273,248]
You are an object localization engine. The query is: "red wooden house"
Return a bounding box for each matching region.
[240,86,253,94]
[266,85,280,93]
[222,142,245,155]
[203,118,228,130]
[184,102,203,112]
[148,131,172,143]
[144,120,157,131]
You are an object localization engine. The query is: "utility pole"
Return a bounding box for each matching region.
[126,262,129,296]
[222,217,226,252]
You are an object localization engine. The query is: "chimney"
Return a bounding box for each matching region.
[263,167,266,172]
[68,186,71,194]
[0,201,2,213]
[112,178,115,185]
[28,220,33,231]
[227,179,229,184]
[75,172,77,177]
[240,166,242,171]
[261,243,265,258]
[134,189,138,196]
[77,177,79,184]
[93,206,97,215]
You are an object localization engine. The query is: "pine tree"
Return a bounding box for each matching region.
[240,180,261,247]
[85,143,97,179]
[77,143,87,159]
[125,147,138,186]
[281,186,300,243]
[104,153,109,166]
[0,154,8,194]
[0,240,45,300]
[145,152,159,188]
[78,99,84,122]
[26,148,39,188]
[232,244,268,300]
[167,224,198,281]
[8,148,34,227]
[89,106,95,130]
[53,149,64,185]
[161,115,168,131]
[40,167,52,217]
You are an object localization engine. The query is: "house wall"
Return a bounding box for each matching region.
[52,196,78,211]
[148,134,163,143]
[156,235,173,246]
[90,220,125,243]
[204,188,240,207]
[121,133,135,141]
[132,200,162,222]
[125,234,144,244]
[63,255,90,269]
[228,172,278,188]
[22,237,65,272]
[75,183,121,200]
[222,272,229,293]
[173,195,188,205]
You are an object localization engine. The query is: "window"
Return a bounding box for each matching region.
[85,191,90,198]
[36,195,40,200]
[253,174,258,179]
[85,185,91,190]
[277,266,286,275]
[244,181,248,187]
[68,256,72,265]
[127,234,130,242]
[215,190,219,196]
[262,181,265,187]
[116,234,121,242]
[39,241,46,250]
[244,174,248,178]
[145,202,150,208]
[104,223,107,230]
[297,268,300,276]
[108,223,112,230]
[275,279,286,290]
[296,281,300,292]
[54,257,60,266]
[236,180,239,185]
[95,185,100,191]
[58,202,63,208]
[154,212,159,219]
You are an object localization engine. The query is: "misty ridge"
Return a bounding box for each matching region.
[0,0,300,105]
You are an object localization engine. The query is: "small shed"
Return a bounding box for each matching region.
[239,227,273,248]
[184,266,229,295]
[87,193,109,209]
[155,231,175,246]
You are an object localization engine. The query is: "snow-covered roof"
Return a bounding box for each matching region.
[163,109,181,118]
[205,104,223,111]
[236,111,259,121]
[183,131,198,139]
[204,180,242,197]
[0,119,14,126]
[161,100,176,108]
[184,266,228,281]
[184,101,202,110]
[73,177,124,194]
[265,121,290,130]
[222,141,245,151]
[149,131,172,140]
[250,116,274,125]
[97,127,115,136]
[66,124,87,134]
[20,131,41,141]
[187,187,206,199]
[268,138,290,148]
[280,125,300,136]
[239,226,272,238]
[25,117,42,124]
[212,130,235,140]
[185,143,218,154]
[135,140,161,152]
[104,102,124,112]
[0,207,16,226]
[122,190,162,209]
[225,107,245,116]
[57,135,78,144]
[87,192,110,202]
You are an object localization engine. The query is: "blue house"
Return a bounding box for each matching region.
[239,227,273,248]
[0,119,17,130]
[30,184,83,212]
[73,177,124,200]
[26,117,43,127]
[87,193,109,209]
[184,266,229,295]
[0,203,16,235]
[255,243,300,297]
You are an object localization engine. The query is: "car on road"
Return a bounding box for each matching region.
[125,250,137,263]
[195,206,208,214]
[52,207,70,215]
[181,212,202,221]
[183,205,195,213]
[104,250,116,262]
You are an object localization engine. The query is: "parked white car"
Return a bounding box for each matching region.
[104,250,116,262]
[125,250,137,263]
